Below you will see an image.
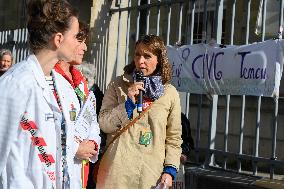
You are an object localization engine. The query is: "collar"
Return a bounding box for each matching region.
[122,73,134,83]
[54,63,75,87]
[28,54,50,90]
[54,63,89,100]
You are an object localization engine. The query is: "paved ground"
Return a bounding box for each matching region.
[254,178,284,189]
[184,163,273,189]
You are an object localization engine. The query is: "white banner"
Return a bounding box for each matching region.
[167,40,284,97]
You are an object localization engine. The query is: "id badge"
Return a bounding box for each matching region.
[139,128,152,147]
[69,108,77,121]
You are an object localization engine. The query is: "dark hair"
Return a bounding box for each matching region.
[27,0,78,53]
[76,21,89,42]
[124,34,172,84]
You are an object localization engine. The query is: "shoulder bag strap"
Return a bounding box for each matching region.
[104,103,153,150]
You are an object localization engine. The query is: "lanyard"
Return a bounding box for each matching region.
[52,72,70,189]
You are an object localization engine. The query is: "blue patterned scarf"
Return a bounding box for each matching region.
[133,72,164,101]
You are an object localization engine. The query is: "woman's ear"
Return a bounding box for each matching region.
[53,32,64,49]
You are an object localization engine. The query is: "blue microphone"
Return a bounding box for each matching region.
[135,71,144,113]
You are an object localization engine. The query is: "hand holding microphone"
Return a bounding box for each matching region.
[135,71,144,113]
[127,71,144,112]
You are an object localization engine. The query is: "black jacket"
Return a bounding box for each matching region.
[181,112,194,157]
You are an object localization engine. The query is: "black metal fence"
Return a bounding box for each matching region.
[92,0,284,180]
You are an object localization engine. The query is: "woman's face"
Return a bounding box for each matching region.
[0,54,12,71]
[134,43,158,76]
[68,39,87,65]
[58,16,81,62]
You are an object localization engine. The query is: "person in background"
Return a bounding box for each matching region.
[171,112,194,188]
[96,34,182,189]
[54,21,100,188]
[87,82,106,189]
[0,0,80,188]
[180,112,194,164]
[90,83,104,116]
[0,49,13,77]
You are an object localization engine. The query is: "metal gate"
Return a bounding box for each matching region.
[92,0,284,180]
[1,0,284,181]
[0,28,29,63]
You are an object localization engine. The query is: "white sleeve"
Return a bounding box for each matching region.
[0,76,28,174]
[88,118,101,163]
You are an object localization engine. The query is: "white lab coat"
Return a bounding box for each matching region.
[53,71,101,189]
[0,55,61,189]
[0,55,99,189]
[52,71,80,189]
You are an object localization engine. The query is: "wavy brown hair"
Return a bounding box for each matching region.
[124,34,172,84]
[27,0,78,53]
[76,21,89,42]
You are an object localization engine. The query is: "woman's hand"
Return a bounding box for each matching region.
[75,140,98,160]
[158,173,172,189]
[127,82,144,103]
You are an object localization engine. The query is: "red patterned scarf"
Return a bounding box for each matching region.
[54,63,89,104]
[54,62,93,188]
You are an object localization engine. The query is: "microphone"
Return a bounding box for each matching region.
[135,70,144,113]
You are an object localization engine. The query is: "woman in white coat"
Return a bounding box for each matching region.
[54,22,101,188]
[0,0,82,188]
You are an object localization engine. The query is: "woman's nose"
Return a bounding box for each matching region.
[82,42,87,51]
[137,56,145,64]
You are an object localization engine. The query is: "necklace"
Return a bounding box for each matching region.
[51,72,70,189]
